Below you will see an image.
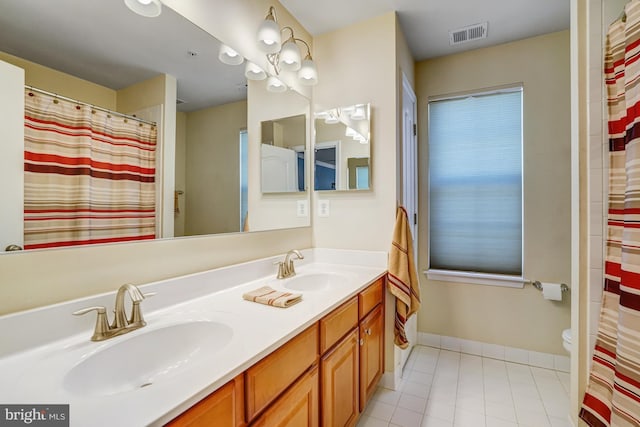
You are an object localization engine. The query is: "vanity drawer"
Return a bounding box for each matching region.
[245,323,319,421]
[358,277,384,319]
[320,296,358,354]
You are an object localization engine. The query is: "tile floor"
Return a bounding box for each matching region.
[357,345,571,427]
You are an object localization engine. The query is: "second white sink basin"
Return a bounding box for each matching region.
[282,272,347,292]
[63,321,232,397]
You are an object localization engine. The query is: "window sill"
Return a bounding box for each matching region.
[424,269,525,289]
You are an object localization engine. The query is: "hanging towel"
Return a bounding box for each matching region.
[242,286,302,308]
[388,206,421,349]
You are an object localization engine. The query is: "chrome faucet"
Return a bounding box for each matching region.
[73,284,154,341]
[276,249,304,279]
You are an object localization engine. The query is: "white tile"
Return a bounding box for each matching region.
[372,387,402,406]
[553,355,570,373]
[516,408,551,427]
[590,202,604,237]
[549,415,573,427]
[460,339,483,356]
[441,336,461,352]
[590,234,604,267]
[590,168,604,203]
[513,396,546,415]
[456,395,485,414]
[556,372,570,395]
[365,400,396,422]
[425,399,456,422]
[590,302,602,337]
[403,380,432,398]
[421,333,442,349]
[406,370,434,386]
[484,416,518,427]
[390,407,423,427]
[357,415,390,427]
[484,402,517,423]
[511,383,541,401]
[454,408,486,427]
[504,347,529,365]
[421,416,454,427]
[482,343,505,361]
[398,392,428,414]
[528,351,555,370]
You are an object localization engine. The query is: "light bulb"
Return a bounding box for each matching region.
[298,57,318,86]
[279,38,301,71]
[257,18,281,54]
[266,76,287,93]
[124,0,161,17]
[218,44,244,66]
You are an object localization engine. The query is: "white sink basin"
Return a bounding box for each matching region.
[282,272,347,291]
[63,321,232,396]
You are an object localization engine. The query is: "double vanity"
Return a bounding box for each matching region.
[0,249,387,426]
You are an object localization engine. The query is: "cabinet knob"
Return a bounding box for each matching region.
[359,338,364,346]
[365,328,372,336]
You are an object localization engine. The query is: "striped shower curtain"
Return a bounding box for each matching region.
[23,89,157,249]
[580,2,640,426]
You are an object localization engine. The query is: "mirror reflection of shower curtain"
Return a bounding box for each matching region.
[23,88,157,249]
[580,4,640,426]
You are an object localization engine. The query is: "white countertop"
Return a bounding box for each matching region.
[0,248,387,426]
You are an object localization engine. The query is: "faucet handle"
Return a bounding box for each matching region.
[129,291,155,326]
[73,306,111,341]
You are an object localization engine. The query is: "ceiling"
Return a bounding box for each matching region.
[0,0,570,113]
[0,0,247,112]
[280,0,570,60]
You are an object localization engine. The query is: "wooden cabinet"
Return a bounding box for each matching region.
[359,304,384,411]
[250,365,319,427]
[166,375,245,427]
[321,329,359,427]
[245,324,319,421]
[167,276,385,427]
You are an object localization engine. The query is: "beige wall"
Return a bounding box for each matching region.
[312,12,398,251]
[116,74,167,113]
[184,100,247,235]
[0,51,116,109]
[416,31,572,355]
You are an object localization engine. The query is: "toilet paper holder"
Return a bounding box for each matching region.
[529,280,569,293]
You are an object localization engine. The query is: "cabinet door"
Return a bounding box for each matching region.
[359,305,384,412]
[166,375,245,427]
[251,365,319,427]
[321,329,359,427]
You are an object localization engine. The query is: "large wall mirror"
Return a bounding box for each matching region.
[0,0,310,252]
[314,104,371,191]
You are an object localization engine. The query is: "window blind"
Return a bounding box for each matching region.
[428,89,523,276]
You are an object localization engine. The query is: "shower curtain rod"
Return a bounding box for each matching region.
[26,86,157,126]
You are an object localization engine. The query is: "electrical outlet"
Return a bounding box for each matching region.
[318,199,330,217]
[296,200,308,217]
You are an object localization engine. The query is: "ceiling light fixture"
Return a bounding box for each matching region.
[253,6,318,90]
[124,0,162,17]
[218,44,244,65]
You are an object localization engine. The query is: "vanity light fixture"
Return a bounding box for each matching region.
[124,0,162,17]
[253,6,318,88]
[266,76,287,93]
[218,44,244,65]
[245,62,267,80]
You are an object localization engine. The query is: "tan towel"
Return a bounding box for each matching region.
[242,286,302,308]
[388,206,421,349]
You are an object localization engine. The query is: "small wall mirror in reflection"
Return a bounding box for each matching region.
[261,114,307,193]
[314,103,370,191]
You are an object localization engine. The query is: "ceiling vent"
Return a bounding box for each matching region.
[449,22,488,46]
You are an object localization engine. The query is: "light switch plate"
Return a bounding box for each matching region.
[296,200,308,217]
[318,199,330,217]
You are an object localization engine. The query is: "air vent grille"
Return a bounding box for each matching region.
[449,22,488,46]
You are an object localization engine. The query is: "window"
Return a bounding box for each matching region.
[428,87,523,277]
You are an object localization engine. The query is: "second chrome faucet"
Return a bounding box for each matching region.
[73,283,154,341]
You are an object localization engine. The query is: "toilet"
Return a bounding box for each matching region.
[562,328,572,354]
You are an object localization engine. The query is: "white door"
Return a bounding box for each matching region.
[261,144,298,192]
[0,60,25,251]
[400,73,418,373]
